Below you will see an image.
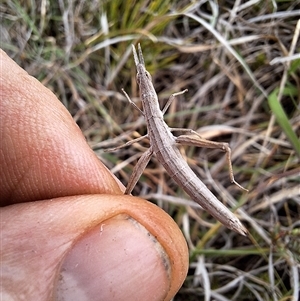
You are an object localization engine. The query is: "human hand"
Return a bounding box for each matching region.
[0,49,188,301]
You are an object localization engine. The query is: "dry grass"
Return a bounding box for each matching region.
[1,0,300,300]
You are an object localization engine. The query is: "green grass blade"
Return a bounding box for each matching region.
[268,89,300,156]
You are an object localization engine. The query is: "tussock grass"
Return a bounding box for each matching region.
[2,0,299,300]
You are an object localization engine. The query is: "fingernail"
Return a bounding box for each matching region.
[54,214,171,301]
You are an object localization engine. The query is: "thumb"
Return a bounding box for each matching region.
[1,194,188,301]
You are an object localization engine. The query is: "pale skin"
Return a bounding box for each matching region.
[0,49,188,301]
[109,44,248,236]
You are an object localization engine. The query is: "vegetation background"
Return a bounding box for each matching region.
[1,0,299,300]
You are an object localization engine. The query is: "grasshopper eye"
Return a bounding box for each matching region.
[145,71,152,81]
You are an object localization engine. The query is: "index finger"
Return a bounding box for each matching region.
[0,49,123,206]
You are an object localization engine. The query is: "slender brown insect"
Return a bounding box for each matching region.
[110,44,248,236]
